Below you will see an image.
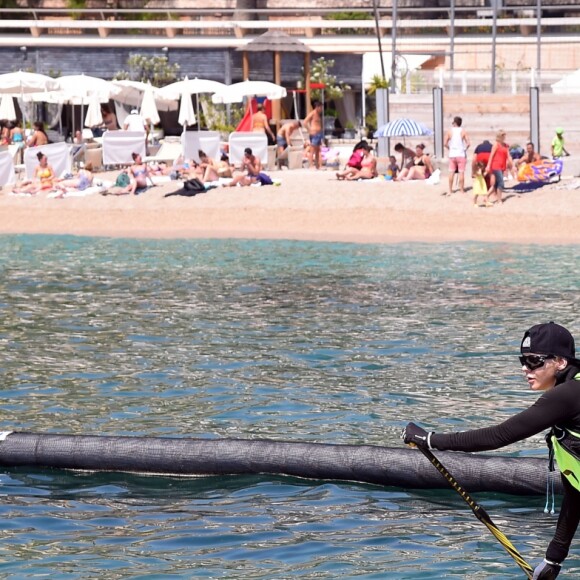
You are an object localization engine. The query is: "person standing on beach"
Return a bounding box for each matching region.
[303,101,324,169]
[551,128,569,159]
[403,321,580,580]
[444,116,470,196]
[486,129,512,204]
[251,103,275,144]
[276,120,300,164]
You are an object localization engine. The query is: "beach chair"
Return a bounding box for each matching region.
[0,150,16,188]
[143,139,182,164]
[228,132,268,166]
[24,142,72,180]
[102,131,146,166]
[181,131,221,163]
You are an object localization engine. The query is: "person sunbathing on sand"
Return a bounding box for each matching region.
[226,147,263,187]
[198,150,219,183]
[396,144,434,181]
[12,151,56,195]
[104,152,151,196]
[336,146,377,180]
[55,163,94,194]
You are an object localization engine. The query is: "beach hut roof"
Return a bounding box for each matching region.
[237,30,310,53]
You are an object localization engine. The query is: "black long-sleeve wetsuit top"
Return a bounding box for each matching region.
[431,364,580,564]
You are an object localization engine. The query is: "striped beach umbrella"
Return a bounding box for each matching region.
[374,118,433,138]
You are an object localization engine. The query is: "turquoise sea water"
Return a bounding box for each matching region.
[0,235,579,578]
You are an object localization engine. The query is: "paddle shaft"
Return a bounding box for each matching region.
[416,445,534,579]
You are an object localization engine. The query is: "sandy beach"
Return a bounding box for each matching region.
[1,167,580,245]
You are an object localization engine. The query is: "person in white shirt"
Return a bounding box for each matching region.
[123,109,147,133]
[444,116,470,196]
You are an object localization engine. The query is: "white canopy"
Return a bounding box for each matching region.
[0,71,58,95]
[212,80,287,104]
[112,79,178,112]
[159,77,226,100]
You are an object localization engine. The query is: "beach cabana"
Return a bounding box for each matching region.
[237,30,311,122]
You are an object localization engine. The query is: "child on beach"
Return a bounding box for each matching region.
[385,155,398,180]
[472,161,492,207]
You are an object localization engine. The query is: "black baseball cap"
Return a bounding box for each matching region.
[520,322,578,362]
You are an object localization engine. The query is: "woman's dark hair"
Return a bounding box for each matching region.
[131,152,140,161]
[416,143,426,150]
[394,143,404,152]
[353,140,369,152]
[198,150,207,158]
[33,121,47,135]
[36,151,45,161]
[220,153,229,162]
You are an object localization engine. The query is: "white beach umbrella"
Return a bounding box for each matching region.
[159,77,226,100]
[0,94,17,121]
[84,94,103,128]
[211,80,287,104]
[54,74,120,102]
[140,83,160,126]
[0,70,58,95]
[112,79,177,112]
[178,91,196,127]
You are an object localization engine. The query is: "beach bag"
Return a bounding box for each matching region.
[425,168,441,185]
[346,149,364,170]
[184,177,205,193]
[115,171,130,188]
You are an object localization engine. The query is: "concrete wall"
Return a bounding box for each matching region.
[386,92,578,160]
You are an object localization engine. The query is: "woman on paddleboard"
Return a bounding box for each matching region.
[404,322,580,579]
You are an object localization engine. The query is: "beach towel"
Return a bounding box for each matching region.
[164,177,207,198]
[517,159,563,183]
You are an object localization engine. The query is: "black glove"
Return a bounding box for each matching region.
[533,559,561,579]
[402,422,432,450]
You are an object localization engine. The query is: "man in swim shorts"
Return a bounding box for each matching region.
[444,116,470,196]
[304,101,324,169]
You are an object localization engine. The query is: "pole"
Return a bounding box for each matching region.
[491,0,498,93]
[391,0,398,94]
[415,446,534,579]
[449,0,455,89]
[371,0,386,81]
[536,0,542,77]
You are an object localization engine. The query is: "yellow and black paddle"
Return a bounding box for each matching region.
[414,444,534,579]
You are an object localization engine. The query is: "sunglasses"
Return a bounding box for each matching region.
[519,354,554,371]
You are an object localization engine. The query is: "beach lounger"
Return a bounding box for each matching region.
[143,140,182,164]
[102,131,146,166]
[24,142,72,180]
[181,131,221,163]
[228,132,268,166]
[0,150,16,188]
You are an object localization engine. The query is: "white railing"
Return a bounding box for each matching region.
[393,70,569,95]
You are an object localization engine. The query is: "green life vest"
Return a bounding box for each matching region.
[549,373,580,491]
